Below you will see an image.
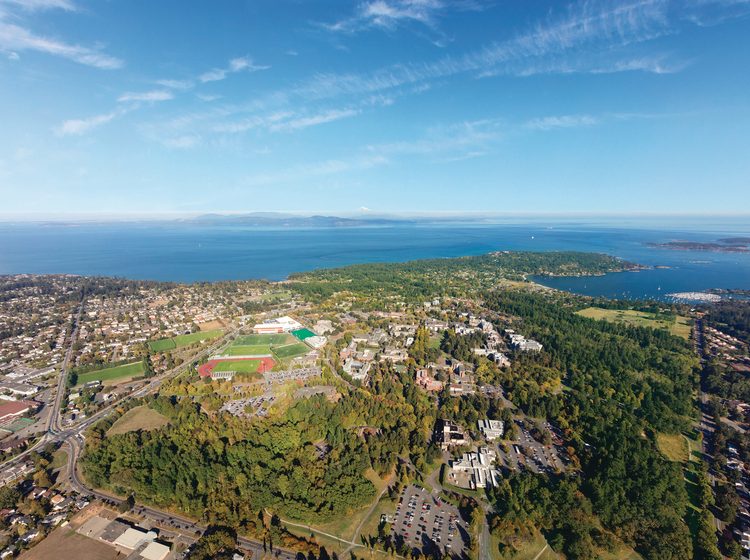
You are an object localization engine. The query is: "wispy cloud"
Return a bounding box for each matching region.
[55,110,120,136]
[161,135,201,149]
[0,0,76,11]
[156,79,193,90]
[242,154,388,187]
[324,0,444,32]
[0,0,122,68]
[524,114,599,131]
[297,0,679,105]
[199,56,269,83]
[0,20,122,68]
[320,0,483,41]
[118,90,174,103]
[269,108,359,132]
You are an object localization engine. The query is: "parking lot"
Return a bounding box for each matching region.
[390,485,468,557]
[496,420,566,473]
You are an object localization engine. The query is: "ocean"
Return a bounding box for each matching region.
[1,219,749,301]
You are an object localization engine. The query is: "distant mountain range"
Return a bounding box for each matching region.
[182,212,414,227]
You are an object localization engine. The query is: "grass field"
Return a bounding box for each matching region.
[213,360,262,373]
[225,344,272,356]
[576,307,692,340]
[492,530,558,560]
[234,333,292,345]
[657,432,690,462]
[75,361,145,387]
[50,449,68,470]
[148,329,224,352]
[107,405,170,436]
[272,342,310,359]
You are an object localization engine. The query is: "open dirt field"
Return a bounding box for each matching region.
[19,526,123,560]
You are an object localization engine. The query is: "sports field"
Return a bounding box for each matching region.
[576,307,692,340]
[213,360,263,373]
[225,344,273,356]
[291,328,316,341]
[75,361,145,387]
[272,342,310,359]
[148,329,224,352]
[234,333,292,346]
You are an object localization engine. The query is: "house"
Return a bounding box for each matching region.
[478,419,504,441]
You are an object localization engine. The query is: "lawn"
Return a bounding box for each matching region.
[225,344,272,356]
[492,530,558,560]
[75,361,145,387]
[273,342,311,360]
[50,449,68,470]
[576,307,692,340]
[656,432,690,462]
[148,329,224,352]
[213,360,262,374]
[107,405,170,435]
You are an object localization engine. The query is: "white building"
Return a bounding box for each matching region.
[253,316,303,334]
[478,419,504,441]
[449,447,500,489]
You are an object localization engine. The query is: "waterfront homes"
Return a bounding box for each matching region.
[447,447,500,490]
[435,419,469,450]
[253,316,303,334]
[478,419,504,441]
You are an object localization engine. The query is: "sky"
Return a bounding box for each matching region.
[0,0,749,216]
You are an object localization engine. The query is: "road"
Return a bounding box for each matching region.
[66,436,297,559]
[2,323,303,558]
[693,317,726,534]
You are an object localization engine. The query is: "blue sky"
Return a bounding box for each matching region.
[1,0,749,216]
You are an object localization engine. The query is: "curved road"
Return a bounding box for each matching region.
[3,323,302,558]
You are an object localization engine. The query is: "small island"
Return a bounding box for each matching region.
[648,238,750,253]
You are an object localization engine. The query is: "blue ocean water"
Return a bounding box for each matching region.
[0,220,749,300]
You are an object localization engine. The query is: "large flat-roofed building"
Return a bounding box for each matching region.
[139,541,171,560]
[0,400,37,422]
[435,419,469,450]
[253,316,303,334]
[114,527,156,551]
[0,382,38,397]
[478,419,504,441]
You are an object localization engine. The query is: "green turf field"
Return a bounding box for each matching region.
[213,360,262,373]
[291,328,316,341]
[234,333,292,345]
[272,342,311,359]
[148,329,224,352]
[75,361,145,386]
[225,345,273,356]
[576,307,692,340]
